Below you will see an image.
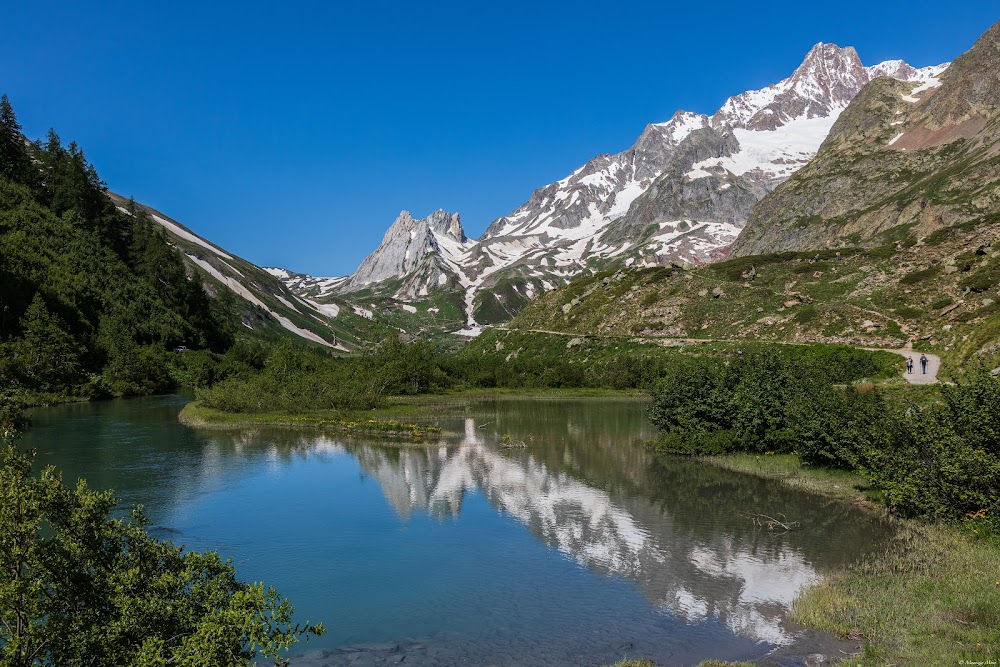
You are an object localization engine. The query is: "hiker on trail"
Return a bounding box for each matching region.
[920,353,928,374]
[906,356,914,374]
[835,251,842,262]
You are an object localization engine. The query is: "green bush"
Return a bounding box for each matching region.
[0,445,323,665]
[893,305,924,319]
[649,347,895,458]
[654,429,740,455]
[959,256,1000,293]
[899,266,940,285]
[863,368,1000,519]
[197,341,385,413]
[787,382,888,468]
[794,304,819,323]
[648,356,731,435]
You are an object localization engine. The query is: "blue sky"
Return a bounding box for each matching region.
[2,2,998,276]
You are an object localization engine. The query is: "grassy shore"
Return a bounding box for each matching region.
[180,388,643,437]
[178,401,443,440]
[694,453,1000,666]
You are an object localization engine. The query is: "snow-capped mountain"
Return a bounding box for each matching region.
[281,43,948,326]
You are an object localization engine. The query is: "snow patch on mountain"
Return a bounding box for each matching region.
[150,212,235,260]
[187,254,342,348]
[279,44,948,328]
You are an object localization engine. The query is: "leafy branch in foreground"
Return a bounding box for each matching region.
[0,409,323,666]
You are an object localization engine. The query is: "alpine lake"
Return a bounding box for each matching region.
[22,394,892,667]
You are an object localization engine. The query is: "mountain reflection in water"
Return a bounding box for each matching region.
[334,413,877,648]
[24,395,892,666]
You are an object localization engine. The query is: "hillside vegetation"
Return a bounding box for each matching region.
[0,96,236,401]
[509,224,1000,370]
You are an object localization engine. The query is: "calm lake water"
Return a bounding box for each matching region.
[22,395,891,666]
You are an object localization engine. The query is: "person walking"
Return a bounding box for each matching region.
[920,353,928,374]
[906,356,914,374]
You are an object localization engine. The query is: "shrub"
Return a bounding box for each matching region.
[893,305,924,319]
[197,341,386,413]
[648,346,894,457]
[654,429,740,456]
[787,381,889,468]
[899,266,940,285]
[863,368,1000,519]
[794,304,819,324]
[0,446,323,666]
[648,356,731,435]
[959,256,1000,293]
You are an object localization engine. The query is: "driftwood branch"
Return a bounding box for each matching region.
[741,512,801,532]
[499,434,527,449]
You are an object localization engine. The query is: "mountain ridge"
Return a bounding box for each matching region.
[279,43,947,326]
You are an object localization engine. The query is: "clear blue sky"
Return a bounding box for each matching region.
[2,2,998,276]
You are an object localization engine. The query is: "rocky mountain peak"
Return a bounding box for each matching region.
[282,38,951,326]
[730,20,1000,259]
[789,42,866,95]
[867,59,920,80]
[712,42,874,131]
[425,209,467,243]
[382,210,417,242]
[342,209,470,295]
[381,209,466,244]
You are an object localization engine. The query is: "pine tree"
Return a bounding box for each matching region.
[12,294,82,391]
[0,94,31,183]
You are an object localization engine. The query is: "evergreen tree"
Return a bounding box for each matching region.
[0,97,232,399]
[0,94,31,183]
[11,294,83,391]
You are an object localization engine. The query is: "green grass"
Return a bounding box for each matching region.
[178,401,442,440]
[690,453,870,502]
[792,522,1000,666]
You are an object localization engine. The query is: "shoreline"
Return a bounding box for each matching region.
[178,401,442,441]
[179,388,647,428]
[685,451,998,666]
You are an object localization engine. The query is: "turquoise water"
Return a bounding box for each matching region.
[22,395,891,666]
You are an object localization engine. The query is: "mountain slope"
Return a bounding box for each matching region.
[500,21,1000,369]
[0,110,232,398]
[107,194,360,350]
[731,22,998,256]
[282,43,946,327]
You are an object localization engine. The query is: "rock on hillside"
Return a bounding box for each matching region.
[730,20,999,257]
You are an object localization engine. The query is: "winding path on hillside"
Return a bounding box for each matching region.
[870,344,941,385]
[498,327,941,385]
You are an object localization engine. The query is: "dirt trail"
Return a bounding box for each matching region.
[878,344,941,385]
[500,327,942,385]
